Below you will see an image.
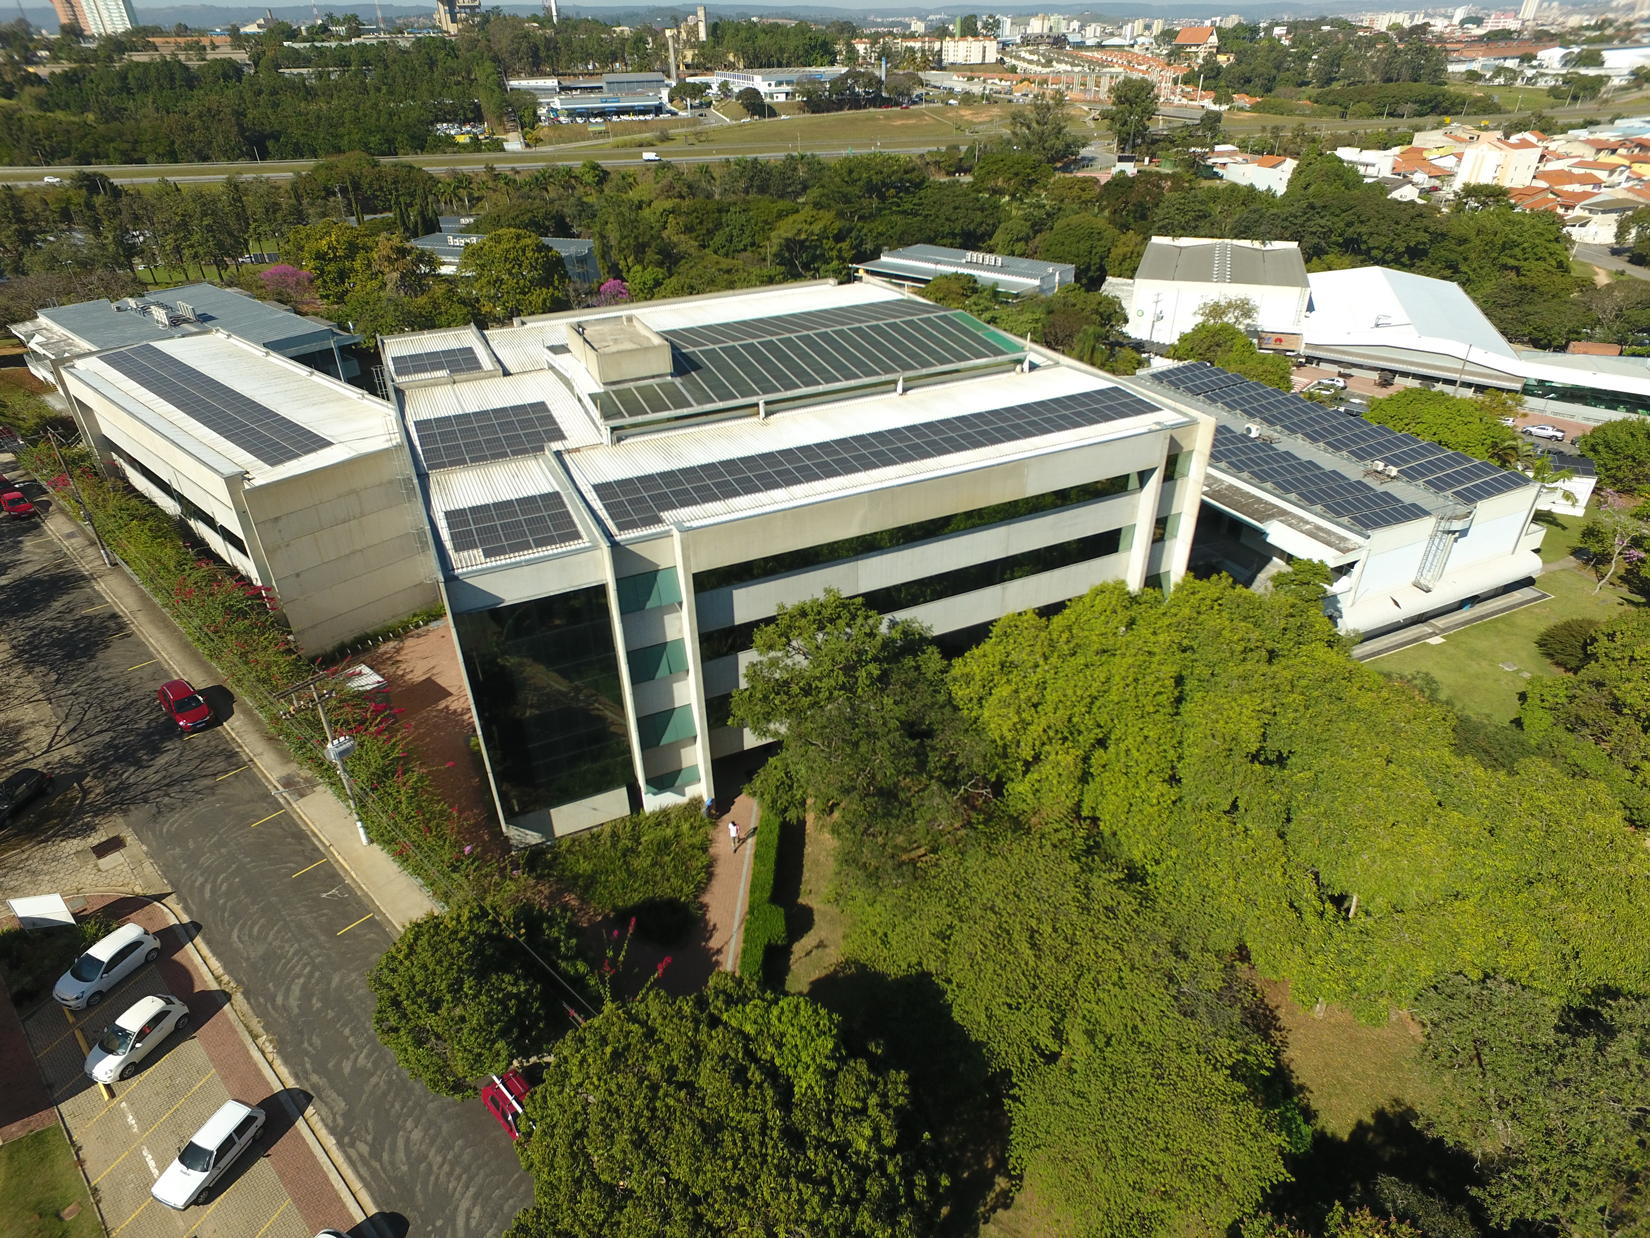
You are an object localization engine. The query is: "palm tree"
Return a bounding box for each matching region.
[1526,453,1579,508]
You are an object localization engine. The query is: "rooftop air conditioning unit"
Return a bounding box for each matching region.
[1244,423,1261,438]
[1371,460,1385,471]
[1385,464,1399,478]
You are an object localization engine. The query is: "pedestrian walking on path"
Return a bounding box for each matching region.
[728,817,740,850]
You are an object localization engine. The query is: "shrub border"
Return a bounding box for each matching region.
[737,812,787,981]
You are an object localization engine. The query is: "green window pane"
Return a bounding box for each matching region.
[637,704,697,750]
[627,638,688,682]
[616,568,683,613]
[646,765,700,794]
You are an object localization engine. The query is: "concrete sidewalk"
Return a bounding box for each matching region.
[19,461,438,935]
[1352,583,1551,661]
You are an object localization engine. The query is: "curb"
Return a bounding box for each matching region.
[723,800,762,975]
[101,892,382,1235]
[29,500,411,936]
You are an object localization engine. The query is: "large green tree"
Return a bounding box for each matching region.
[458,227,570,321]
[1106,76,1158,153]
[368,901,593,1098]
[1363,386,1522,463]
[1577,416,1650,493]
[1168,321,1292,390]
[1414,976,1650,1234]
[505,975,941,1238]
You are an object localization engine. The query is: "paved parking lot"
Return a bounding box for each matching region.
[19,904,335,1238]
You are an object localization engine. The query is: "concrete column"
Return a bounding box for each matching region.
[672,523,716,806]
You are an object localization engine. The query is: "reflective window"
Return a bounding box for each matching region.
[455,588,635,819]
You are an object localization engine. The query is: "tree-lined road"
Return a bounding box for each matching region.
[0,502,532,1237]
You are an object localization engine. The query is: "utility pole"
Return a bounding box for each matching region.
[46,430,110,567]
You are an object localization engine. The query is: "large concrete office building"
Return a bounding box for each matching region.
[382,283,1212,844]
[59,332,439,653]
[12,284,362,387]
[1137,361,1543,635]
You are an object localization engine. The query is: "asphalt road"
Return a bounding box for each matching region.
[0,507,533,1237]
[1575,243,1650,281]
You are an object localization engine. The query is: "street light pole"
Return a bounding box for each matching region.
[312,684,370,845]
[46,430,110,567]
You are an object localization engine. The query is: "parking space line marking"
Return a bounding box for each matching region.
[291,858,328,878]
[142,1146,158,1177]
[336,913,374,936]
[92,1070,213,1185]
[82,603,110,613]
[82,1053,168,1131]
[126,659,158,671]
[250,1199,291,1238]
[216,764,249,781]
[248,809,285,828]
[110,1197,149,1236]
[181,1179,234,1237]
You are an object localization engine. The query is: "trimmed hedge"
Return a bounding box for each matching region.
[737,813,787,981]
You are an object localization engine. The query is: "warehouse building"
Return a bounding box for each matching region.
[11,284,362,387]
[1108,237,1312,347]
[382,282,1212,843]
[59,332,439,653]
[509,72,671,119]
[1134,361,1544,635]
[857,245,1077,296]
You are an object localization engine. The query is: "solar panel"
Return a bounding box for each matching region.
[592,387,1159,533]
[99,344,332,468]
[1209,425,1432,531]
[444,491,582,561]
[1147,364,1536,507]
[414,401,566,471]
[595,306,1021,423]
[394,346,485,379]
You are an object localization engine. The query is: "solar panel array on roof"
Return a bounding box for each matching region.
[592,386,1159,533]
[594,302,1021,422]
[444,491,582,561]
[1148,363,1532,507]
[414,401,566,471]
[99,344,333,468]
[1210,426,1432,530]
[394,346,485,379]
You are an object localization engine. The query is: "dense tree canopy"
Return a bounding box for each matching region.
[1363,387,1522,462]
[367,901,593,1098]
[506,975,941,1238]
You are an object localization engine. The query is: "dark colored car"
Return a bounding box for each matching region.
[1,491,35,519]
[482,1070,531,1141]
[157,679,214,732]
[0,768,52,828]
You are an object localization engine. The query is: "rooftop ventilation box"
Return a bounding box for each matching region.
[567,315,672,385]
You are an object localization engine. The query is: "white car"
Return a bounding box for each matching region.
[151,1100,265,1210]
[84,993,189,1083]
[1522,424,1566,442]
[53,922,162,1009]
[42,175,62,184]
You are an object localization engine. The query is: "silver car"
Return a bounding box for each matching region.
[53,922,162,1009]
[84,993,189,1083]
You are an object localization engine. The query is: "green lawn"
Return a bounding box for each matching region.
[0,1126,100,1238]
[1534,510,1588,564]
[1371,563,1636,723]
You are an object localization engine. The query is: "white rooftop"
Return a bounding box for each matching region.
[69,332,403,486]
[1304,266,1519,361]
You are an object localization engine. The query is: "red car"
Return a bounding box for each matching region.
[1,491,34,519]
[481,1071,530,1141]
[157,679,213,732]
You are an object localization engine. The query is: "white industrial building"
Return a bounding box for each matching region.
[1111,237,1312,347]
[58,333,439,654]
[707,68,848,101]
[11,284,362,387]
[381,282,1212,843]
[1302,265,1650,418]
[856,244,1076,295]
[1136,361,1545,636]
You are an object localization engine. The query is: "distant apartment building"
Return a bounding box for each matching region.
[942,37,1001,64]
[51,0,134,36]
[1455,138,1542,189]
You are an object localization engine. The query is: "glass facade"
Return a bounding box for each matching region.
[691,474,1136,595]
[1522,379,1650,418]
[455,587,634,821]
[698,524,1130,662]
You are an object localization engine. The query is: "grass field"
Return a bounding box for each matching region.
[1372,561,1636,723]
[0,1125,100,1238]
